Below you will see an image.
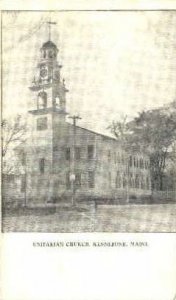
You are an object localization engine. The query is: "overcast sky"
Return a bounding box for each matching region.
[2,11,176,134]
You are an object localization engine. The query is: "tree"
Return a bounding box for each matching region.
[107,115,130,147]
[1,114,27,174]
[108,107,176,191]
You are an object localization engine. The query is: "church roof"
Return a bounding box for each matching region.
[42,40,57,49]
[67,122,118,142]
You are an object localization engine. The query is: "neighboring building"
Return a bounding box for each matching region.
[5,35,151,205]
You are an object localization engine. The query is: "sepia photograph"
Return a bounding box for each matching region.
[1,10,176,232]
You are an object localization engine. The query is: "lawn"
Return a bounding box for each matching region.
[2,203,176,232]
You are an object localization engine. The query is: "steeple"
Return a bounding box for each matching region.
[29,24,68,117]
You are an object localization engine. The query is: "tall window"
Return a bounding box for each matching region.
[141,175,145,189]
[123,176,127,188]
[75,147,81,160]
[38,91,47,109]
[108,150,111,162]
[115,172,121,188]
[75,172,81,189]
[21,175,26,192]
[21,152,26,166]
[66,172,71,189]
[88,145,94,159]
[134,157,136,167]
[135,174,140,189]
[108,172,111,188]
[146,177,150,190]
[140,158,144,169]
[88,171,95,188]
[65,148,70,160]
[39,158,45,174]
[129,156,133,167]
[37,117,47,130]
[129,173,134,188]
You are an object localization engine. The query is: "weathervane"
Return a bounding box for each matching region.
[47,20,57,41]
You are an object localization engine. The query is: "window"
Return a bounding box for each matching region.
[88,145,94,159]
[136,158,139,168]
[21,175,26,192]
[115,172,121,188]
[49,50,53,58]
[108,150,111,162]
[141,175,145,189]
[123,176,127,188]
[37,117,47,130]
[8,174,15,183]
[75,172,81,189]
[129,156,133,167]
[108,172,111,188]
[39,158,45,174]
[38,91,47,109]
[53,145,58,151]
[135,174,140,189]
[55,96,60,108]
[129,173,134,188]
[146,177,150,190]
[134,157,136,167]
[66,172,71,190]
[65,148,70,160]
[140,158,144,169]
[88,171,95,188]
[21,152,26,166]
[75,147,81,160]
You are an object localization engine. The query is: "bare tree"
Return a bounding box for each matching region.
[1,114,27,174]
[107,115,130,147]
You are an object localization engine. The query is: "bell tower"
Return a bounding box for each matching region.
[29,39,68,116]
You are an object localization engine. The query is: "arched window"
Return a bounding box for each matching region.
[38,91,47,109]
[43,50,46,58]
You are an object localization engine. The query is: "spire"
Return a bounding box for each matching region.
[47,20,57,41]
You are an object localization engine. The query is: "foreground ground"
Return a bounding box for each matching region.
[2,203,176,232]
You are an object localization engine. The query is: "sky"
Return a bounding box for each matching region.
[2,10,176,134]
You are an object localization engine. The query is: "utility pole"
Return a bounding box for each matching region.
[24,152,27,207]
[126,155,130,203]
[68,115,82,206]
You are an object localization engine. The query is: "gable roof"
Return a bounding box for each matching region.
[66,122,118,142]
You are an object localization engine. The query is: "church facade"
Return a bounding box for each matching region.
[4,36,152,205]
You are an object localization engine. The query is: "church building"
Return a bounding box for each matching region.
[4,29,152,206]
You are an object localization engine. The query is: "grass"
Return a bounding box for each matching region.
[2,203,176,232]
